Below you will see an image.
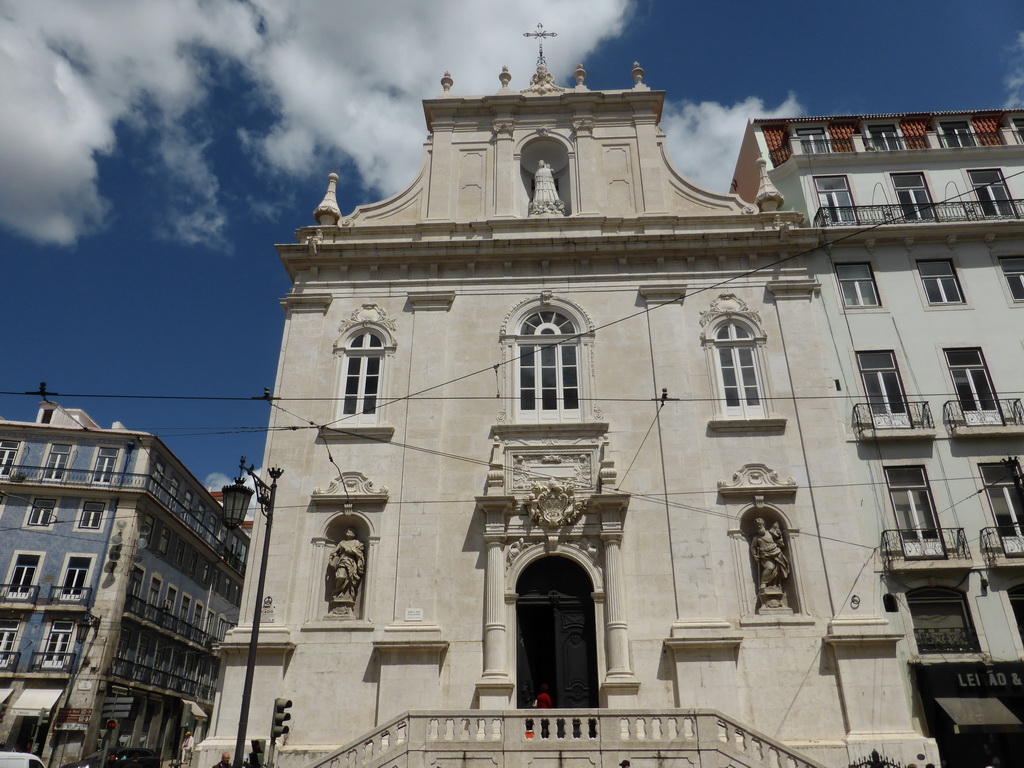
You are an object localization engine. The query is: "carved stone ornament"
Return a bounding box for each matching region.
[492,120,515,138]
[328,528,365,619]
[315,471,389,498]
[717,463,796,500]
[699,293,763,337]
[338,303,397,336]
[522,63,565,95]
[511,451,594,493]
[524,479,587,528]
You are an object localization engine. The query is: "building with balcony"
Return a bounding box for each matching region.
[0,403,247,766]
[734,109,1024,767]
[200,62,940,768]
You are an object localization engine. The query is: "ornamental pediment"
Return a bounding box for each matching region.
[717,463,797,500]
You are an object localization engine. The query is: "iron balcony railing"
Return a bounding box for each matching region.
[914,626,981,654]
[937,130,1003,148]
[123,593,215,648]
[30,651,76,672]
[815,200,1024,227]
[0,651,20,671]
[852,402,932,432]
[980,525,1024,560]
[881,528,970,564]
[48,585,93,606]
[0,584,40,604]
[795,136,854,154]
[863,135,929,151]
[1,465,245,575]
[110,656,215,702]
[943,398,1024,429]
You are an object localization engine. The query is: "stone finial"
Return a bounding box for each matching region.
[573,63,587,88]
[498,65,512,90]
[754,158,784,213]
[440,71,453,94]
[631,61,647,88]
[313,172,341,225]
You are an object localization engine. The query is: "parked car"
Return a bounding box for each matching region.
[0,752,47,768]
[59,748,158,768]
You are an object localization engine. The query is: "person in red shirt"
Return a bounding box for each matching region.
[535,683,552,708]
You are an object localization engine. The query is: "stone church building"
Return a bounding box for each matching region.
[202,61,939,768]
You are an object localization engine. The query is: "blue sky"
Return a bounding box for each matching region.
[1,0,1023,488]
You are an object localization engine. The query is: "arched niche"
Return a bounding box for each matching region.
[518,136,572,217]
[739,506,799,615]
[319,513,372,621]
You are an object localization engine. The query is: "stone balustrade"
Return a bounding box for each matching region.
[307,710,824,768]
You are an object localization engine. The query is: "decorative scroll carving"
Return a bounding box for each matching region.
[522,62,564,95]
[524,480,587,528]
[338,303,397,336]
[566,536,601,563]
[717,463,796,502]
[315,471,389,498]
[328,529,365,618]
[699,294,763,337]
[511,451,594,492]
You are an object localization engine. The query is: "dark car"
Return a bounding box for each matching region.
[60,748,159,768]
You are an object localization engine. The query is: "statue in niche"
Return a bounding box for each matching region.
[529,160,565,216]
[328,528,365,618]
[750,517,790,611]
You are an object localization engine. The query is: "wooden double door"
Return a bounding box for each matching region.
[515,556,598,709]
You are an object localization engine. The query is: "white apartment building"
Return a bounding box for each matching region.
[735,109,1024,768]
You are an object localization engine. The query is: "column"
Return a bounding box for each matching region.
[475,498,515,708]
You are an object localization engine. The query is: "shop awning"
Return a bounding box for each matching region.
[936,697,1024,734]
[0,688,13,704]
[9,687,64,716]
[181,699,208,719]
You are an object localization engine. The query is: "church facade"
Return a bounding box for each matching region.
[202,63,939,768]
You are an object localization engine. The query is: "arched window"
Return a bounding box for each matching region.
[516,311,580,419]
[712,322,766,419]
[906,587,980,654]
[340,331,385,424]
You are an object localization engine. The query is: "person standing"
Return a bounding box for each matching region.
[213,752,231,768]
[180,732,195,766]
[535,683,553,709]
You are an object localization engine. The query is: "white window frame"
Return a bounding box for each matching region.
[857,351,909,428]
[939,120,975,148]
[814,176,855,224]
[58,555,93,601]
[77,500,104,530]
[0,619,20,668]
[27,497,57,528]
[7,552,43,599]
[41,620,74,668]
[999,257,1024,301]
[918,260,965,305]
[968,169,1015,217]
[981,463,1024,549]
[0,440,20,476]
[892,173,935,221]
[93,447,119,483]
[945,348,999,424]
[795,126,830,154]
[333,326,396,426]
[709,321,767,420]
[44,444,72,480]
[884,466,940,558]
[836,263,880,307]
[866,123,901,151]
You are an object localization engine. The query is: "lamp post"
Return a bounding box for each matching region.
[221,457,283,768]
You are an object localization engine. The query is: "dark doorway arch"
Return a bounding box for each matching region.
[515,556,598,708]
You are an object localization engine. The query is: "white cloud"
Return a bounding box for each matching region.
[0,0,631,245]
[204,471,235,492]
[661,94,804,193]
[1007,31,1024,108]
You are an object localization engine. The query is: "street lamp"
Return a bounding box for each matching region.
[221,457,283,768]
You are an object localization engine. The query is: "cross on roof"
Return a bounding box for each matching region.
[523,23,557,67]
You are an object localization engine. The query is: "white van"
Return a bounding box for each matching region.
[0,753,46,768]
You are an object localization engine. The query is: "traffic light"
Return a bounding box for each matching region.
[105,719,118,730]
[249,739,265,768]
[271,698,292,742]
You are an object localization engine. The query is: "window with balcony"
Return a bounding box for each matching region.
[867,124,902,151]
[59,556,92,601]
[939,121,976,148]
[999,257,1024,301]
[982,462,1024,556]
[193,601,203,627]
[0,440,20,476]
[907,588,980,653]
[28,498,56,527]
[815,176,855,224]
[945,348,999,425]
[795,126,830,153]
[857,352,912,428]
[181,594,191,621]
[1013,117,1024,144]
[174,539,185,565]
[918,260,965,305]
[94,447,118,483]
[836,264,880,307]
[44,444,71,480]
[78,501,104,530]
[165,586,178,614]
[885,466,941,557]
[9,554,40,599]
[129,566,144,598]
[187,550,198,575]
[157,527,170,556]
[968,169,1016,217]
[0,620,19,670]
[40,620,74,668]
[148,576,162,606]
[892,173,935,221]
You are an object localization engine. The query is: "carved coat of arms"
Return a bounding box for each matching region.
[525,480,586,528]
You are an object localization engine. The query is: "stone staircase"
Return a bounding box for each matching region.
[305,710,827,768]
